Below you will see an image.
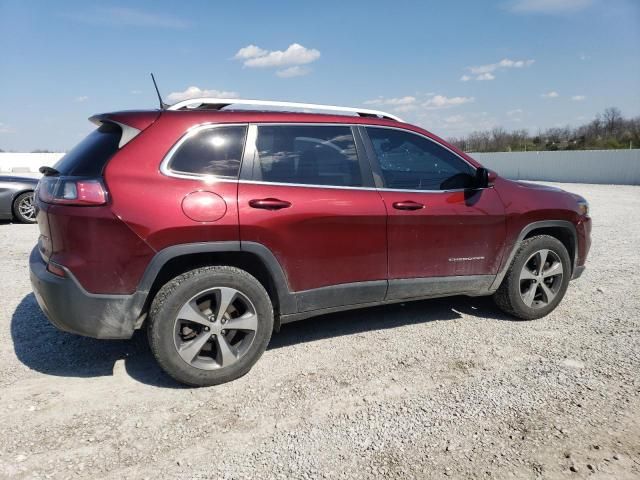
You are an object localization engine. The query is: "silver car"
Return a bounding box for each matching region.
[0,176,39,223]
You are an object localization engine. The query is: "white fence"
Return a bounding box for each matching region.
[472,149,640,185]
[1,150,640,185]
[0,153,64,177]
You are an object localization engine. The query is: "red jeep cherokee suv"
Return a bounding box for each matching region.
[30,98,591,386]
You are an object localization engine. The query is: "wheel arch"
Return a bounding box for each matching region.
[491,220,578,291]
[523,226,576,270]
[11,188,35,205]
[135,241,296,330]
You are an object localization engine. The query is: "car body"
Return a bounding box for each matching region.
[29,98,592,386]
[0,175,38,223]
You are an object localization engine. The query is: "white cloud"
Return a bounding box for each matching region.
[541,91,559,98]
[423,95,475,110]
[506,108,525,122]
[499,58,535,68]
[234,43,320,69]
[392,104,420,113]
[276,66,312,78]
[62,7,189,28]
[167,86,240,103]
[130,90,142,95]
[444,114,466,124]
[363,96,419,113]
[462,58,534,81]
[74,96,89,102]
[0,122,14,134]
[364,96,417,106]
[363,94,473,118]
[468,58,535,75]
[507,0,593,14]
[476,73,496,81]
[418,111,498,137]
[571,95,586,101]
[234,45,268,60]
[579,53,590,61]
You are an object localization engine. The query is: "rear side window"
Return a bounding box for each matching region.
[254,125,362,187]
[54,123,122,176]
[168,126,247,177]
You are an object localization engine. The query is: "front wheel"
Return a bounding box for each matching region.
[493,235,571,320]
[148,266,274,387]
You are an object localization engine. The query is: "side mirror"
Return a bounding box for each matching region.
[475,168,496,188]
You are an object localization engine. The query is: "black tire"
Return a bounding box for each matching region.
[493,235,571,320]
[13,191,36,224]
[148,266,273,387]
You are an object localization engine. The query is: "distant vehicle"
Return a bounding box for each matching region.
[30,97,592,387]
[0,175,38,223]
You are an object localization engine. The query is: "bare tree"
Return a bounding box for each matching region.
[601,107,623,136]
[448,108,639,152]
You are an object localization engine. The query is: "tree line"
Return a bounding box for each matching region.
[448,107,640,153]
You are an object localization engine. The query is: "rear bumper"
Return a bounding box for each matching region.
[29,247,140,339]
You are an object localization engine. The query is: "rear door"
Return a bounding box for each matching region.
[361,126,506,299]
[238,124,387,312]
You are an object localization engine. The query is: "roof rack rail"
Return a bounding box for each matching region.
[166,97,404,122]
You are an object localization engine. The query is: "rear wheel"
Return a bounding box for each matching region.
[13,191,36,223]
[493,235,571,320]
[148,266,273,387]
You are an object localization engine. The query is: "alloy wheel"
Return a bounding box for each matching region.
[18,193,36,221]
[519,249,564,309]
[173,287,258,370]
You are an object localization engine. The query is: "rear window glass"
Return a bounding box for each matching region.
[168,126,247,177]
[255,125,362,187]
[54,123,122,176]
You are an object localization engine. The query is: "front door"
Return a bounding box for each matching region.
[362,126,506,299]
[238,124,388,311]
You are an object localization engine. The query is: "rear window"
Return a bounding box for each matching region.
[254,125,362,187]
[167,126,247,177]
[54,123,122,176]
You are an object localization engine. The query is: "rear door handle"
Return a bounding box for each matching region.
[392,200,424,211]
[249,198,292,210]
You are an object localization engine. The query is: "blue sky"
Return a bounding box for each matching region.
[0,0,638,151]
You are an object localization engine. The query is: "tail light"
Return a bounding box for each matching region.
[37,177,108,206]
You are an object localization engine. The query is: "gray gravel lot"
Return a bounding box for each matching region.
[1,182,639,479]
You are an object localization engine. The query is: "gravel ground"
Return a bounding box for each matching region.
[0,182,638,479]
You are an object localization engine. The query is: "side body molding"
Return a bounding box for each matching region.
[130,220,578,327]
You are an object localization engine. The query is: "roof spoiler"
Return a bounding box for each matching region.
[89,111,161,149]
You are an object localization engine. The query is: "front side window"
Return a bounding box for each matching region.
[366,127,475,190]
[254,125,362,187]
[168,125,247,177]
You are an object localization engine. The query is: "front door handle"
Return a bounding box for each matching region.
[249,198,292,210]
[392,200,424,211]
